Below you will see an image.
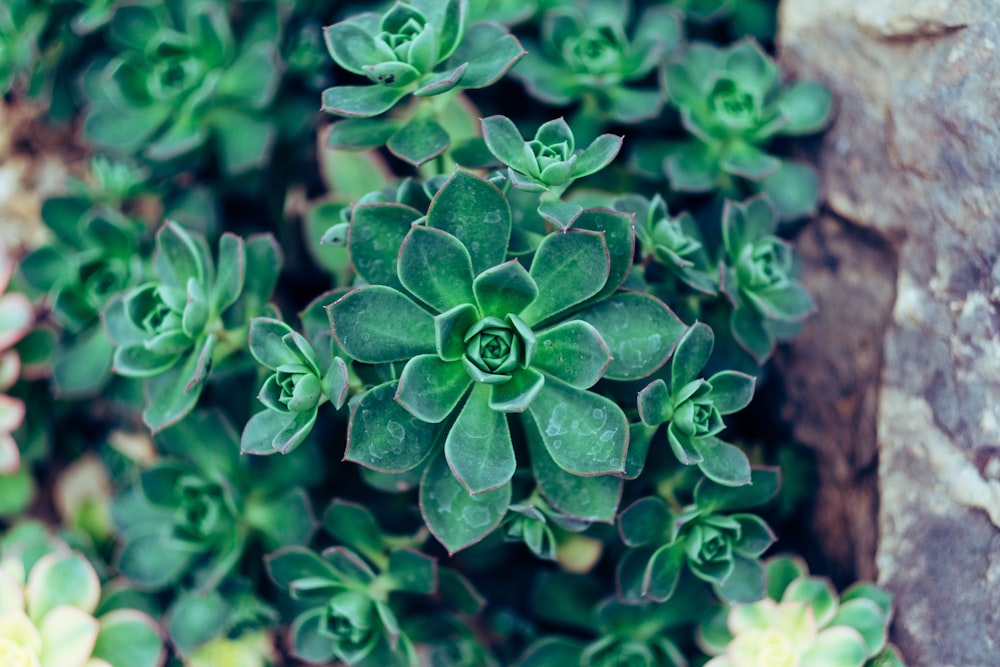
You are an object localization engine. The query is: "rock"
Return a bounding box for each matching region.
[778,0,1000,664]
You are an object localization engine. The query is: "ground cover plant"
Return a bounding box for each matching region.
[1,0,907,665]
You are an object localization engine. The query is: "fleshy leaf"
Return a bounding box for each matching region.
[671,322,713,394]
[346,382,442,472]
[518,231,609,326]
[91,610,164,667]
[643,543,686,602]
[397,226,475,312]
[330,286,435,363]
[705,371,756,414]
[427,170,511,274]
[525,375,627,476]
[395,355,472,423]
[321,85,410,118]
[444,384,516,494]
[386,116,451,167]
[776,81,832,135]
[480,115,532,174]
[572,134,623,178]
[420,452,510,554]
[532,321,611,389]
[576,292,686,381]
[348,203,422,289]
[714,554,766,603]
[691,436,752,487]
[618,496,671,547]
[472,260,538,320]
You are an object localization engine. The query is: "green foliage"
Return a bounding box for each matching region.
[512,0,682,123]
[82,0,282,174]
[0,0,897,665]
[659,39,831,217]
[104,222,279,431]
[617,467,779,605]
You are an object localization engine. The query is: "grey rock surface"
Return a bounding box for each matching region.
[778,1,1000,664]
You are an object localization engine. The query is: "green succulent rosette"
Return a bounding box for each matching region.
[512,0,682,123]
[328,169,684,553]
[719,197,814,363]
[82,0,281,174]
[616,467,780,605]
[659,39,831,218]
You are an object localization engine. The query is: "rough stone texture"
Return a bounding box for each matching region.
[775,215,896,587]
[778,1,1000,665]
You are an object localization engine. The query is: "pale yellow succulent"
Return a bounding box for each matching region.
[0,552,111,667]
[0,245,33,476]
[704,597,868,667]
[185,629,276,667]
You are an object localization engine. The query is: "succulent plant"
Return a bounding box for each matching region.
[512,0,682,124]
[637,322,756,486]
[0,522,164,667]
[719,197,814,363]
[328,169,684,552]
[82,0,282,174]
[103,222,280,432]
[699,555,896,667]
[660,39,831,218]
[617,467,779,604]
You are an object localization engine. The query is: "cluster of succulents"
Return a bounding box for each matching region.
[0,0,907,665]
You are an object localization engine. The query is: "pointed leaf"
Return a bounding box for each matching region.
[643,543,686,602]
[758,161,820,221]
[289,608,336,663]
[720,143,781,181]
[445,384,515,493]
[414,63,469,98]
[472,260,538,320]
[330,286,435,363]
[637,379,671,426]
[397,226,475,312]
[116,532,192,590]
[525,375,627,476]
[800,626,869,667]
[488,366,545,412]
[346,382,442,472]
[441,23,525,88]
[248,318,297,369]
[518,231,609,326]
[695,466,781,513]
[265,546,338,590]
[732,513,776,557]
[212,233,245,311]
[143,339,212,433]
[396,355,472,423]
[576,292,686,381]
[348,202,422,289]
[572,134,623,178]
[831,599,889,655]
[328,118,403,150]
[532,321,611,389]
[692,436,752,487]
[113,345,182,378]
[420,452,510,554]
[714,554,766,603]
[571,208,635,302]
[323,500,384,561]
[155,222,203,287]
[705,370,756,414]
[618,496,671,547]
[387,116,451,167]
[427,170,511,274]
[323,21,394,75]
[321,85,410,118]
[480,115,531,173]
[671,322,713,394]
[536,200,583,230]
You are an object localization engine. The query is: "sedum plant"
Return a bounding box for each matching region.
[327,169,685,552]
[660,39,831,218]
[82,0,282,175]
[103,221,280,432]
[617,467,779,604]
[512,0,682,125]
[321,0,524,165]
[719,197,814,363]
